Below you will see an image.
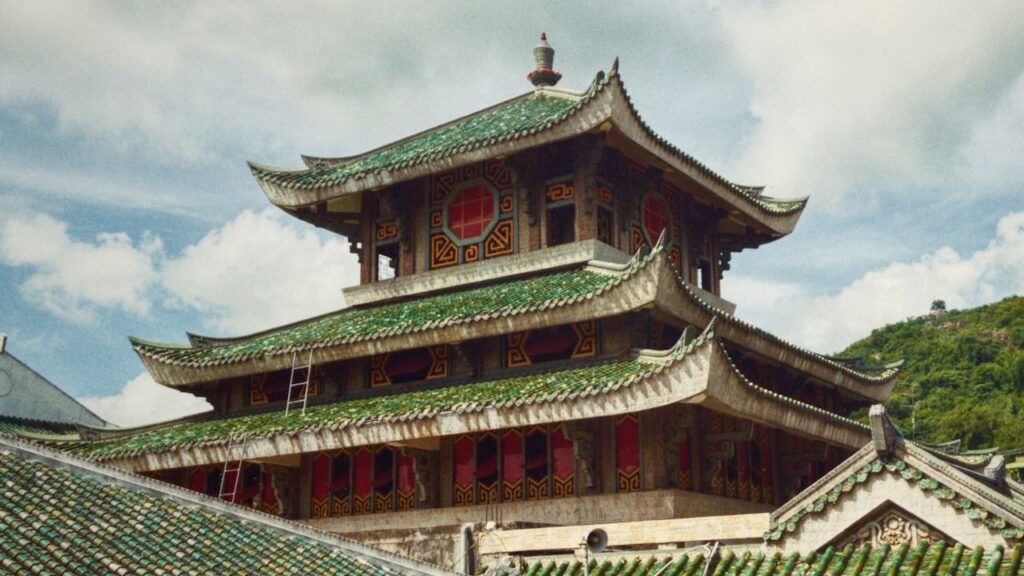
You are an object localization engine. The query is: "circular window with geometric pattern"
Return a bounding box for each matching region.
[445,182,497,243]
[641,194,670,245]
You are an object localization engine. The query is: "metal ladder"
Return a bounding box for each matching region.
[285,350,314,417]
[217,436,248,502]
[217,350,314,503]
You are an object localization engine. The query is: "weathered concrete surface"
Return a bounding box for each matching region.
[343,238,629,307]
[477,512,769,555]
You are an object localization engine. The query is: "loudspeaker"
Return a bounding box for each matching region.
[585,528,608,554]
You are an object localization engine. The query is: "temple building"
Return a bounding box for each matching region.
[15,36,1023,573]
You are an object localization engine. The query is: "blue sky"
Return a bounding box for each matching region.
[1,1,1022,426]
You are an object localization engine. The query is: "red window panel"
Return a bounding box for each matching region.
[737,441,751,501]
[189,467,206,495]
[261,469,281,516]
[679,433,692,491]
[353,448,373,515]
[476,433,499,504]
[311,452,331,517]
[502,430,524,502]
[642,194,670,245]
[447,185,495,241]
[762,431,774,505]
[453,435,475,506]
[331,451,351,516]
[397,454,416,511]
[551,424,574,498]
[524,427,549,500]
[374,447,395,513]
[616,414,641,492]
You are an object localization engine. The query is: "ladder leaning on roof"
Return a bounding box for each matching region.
[285,349,314,417]
[218,350,314,502]
[217,436,248,502]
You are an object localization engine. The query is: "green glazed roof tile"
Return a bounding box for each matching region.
[520,544,1024,576]
[0,439,447,575]
[0,415,77,438]
[74,322,870,464]
[133,261,629,368]
[251,69,807,219]
[253,91,588,189]
[70,356,655,462]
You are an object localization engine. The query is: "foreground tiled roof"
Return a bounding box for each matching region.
[0,436,452,575]
[132,261,625,368]
[0,415,78,439]
[520,542,1024,576]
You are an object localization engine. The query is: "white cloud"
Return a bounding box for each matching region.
[728,211,1024,352]
[79,372,211,427]
[1,209,358,332]
[955,73,1024,193]
[0,1,534,166]
[0,213,161,323]
[0,157,219,217]
[721,0,1024,208]
[161,209,358,334]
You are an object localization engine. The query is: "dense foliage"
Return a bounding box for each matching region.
[839,296,1024,450]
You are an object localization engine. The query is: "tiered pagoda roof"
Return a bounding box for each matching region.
[56,319,870,472]
[250,62,807,240]
[131,241,899,400]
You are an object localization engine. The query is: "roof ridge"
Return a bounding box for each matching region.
[256,89,543,177]
[663,263,901,386]
[606,72,808,214]
[714,338,869,432]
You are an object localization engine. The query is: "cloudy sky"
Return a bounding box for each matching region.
[1,1,1021,426]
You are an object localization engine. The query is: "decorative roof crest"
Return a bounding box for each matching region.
[528,33,562,87]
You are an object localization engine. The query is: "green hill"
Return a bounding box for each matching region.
[838,295,1024,450]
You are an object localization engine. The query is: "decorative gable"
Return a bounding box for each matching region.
[833,504,953,549]
[767,406,1024,554]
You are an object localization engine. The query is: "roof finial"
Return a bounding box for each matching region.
[528,32,562,88]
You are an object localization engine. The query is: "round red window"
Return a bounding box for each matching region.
[447,184,495,242]
[642,194,670,244]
